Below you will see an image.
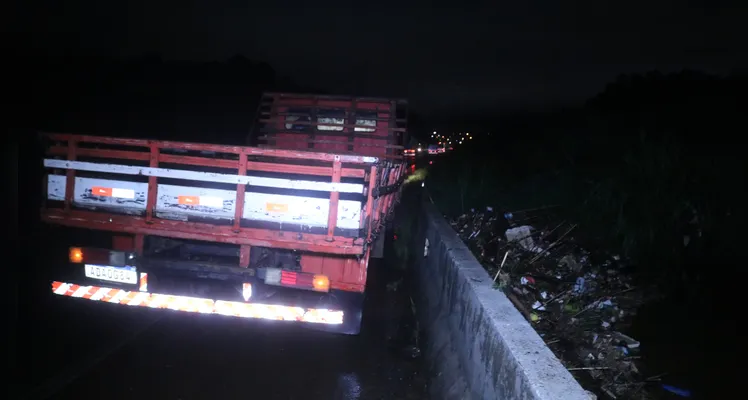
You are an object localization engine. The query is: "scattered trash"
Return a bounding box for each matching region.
[574,277,586,293]
[505,225,540,252]
[613,331,641,349]
[449,207,657,399]
[598,299,613,309]
[532,301,546,311]
[560,254,582,272]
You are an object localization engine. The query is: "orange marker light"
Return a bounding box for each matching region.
[69,247,83,263]
[312,275,330,292]
[177,196,200,205]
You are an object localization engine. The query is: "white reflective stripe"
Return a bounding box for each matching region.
[149,294,169,308]
[199,196,224,208]
[214,300,234,316]
[51,281,344,324]
[197,300,214,314]
[112,188,136,199]
[235,304,253,318]
[90,288,108,301]
[54,283,71,295]
[108,289,127,303]
[44,159,364,194]
[128,292,149,306]
[255,306,274,320]
[168,296,188,311]
[71,285,91,298]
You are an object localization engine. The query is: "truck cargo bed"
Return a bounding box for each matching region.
[41,133,404,258]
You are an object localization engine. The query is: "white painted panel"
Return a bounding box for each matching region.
[47,175,362,229]
[46,175,147,211]
[155,184,235,220]
[47,175,66,201]
[111,188,136,199]
[354,119,376,132]
[74,178,147,211]
[243,193,361,230]
[44,159,364,193]
[318,117,345,131]
[336,199,362,230]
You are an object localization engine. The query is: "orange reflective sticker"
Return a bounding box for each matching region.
[91,186,113,197]
[178,196,199,205]
[266,203,289,212]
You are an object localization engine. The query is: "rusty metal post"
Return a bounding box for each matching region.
[382,164,401,220]
[326,156,342,241]
[145,143,159,223]
[347,100,356,152]
[309,97,318,149]
[364,165,377,244]
[134,234,145,256]
[233,151,247,232]
[239,245,251,268]
[64,138,77,212]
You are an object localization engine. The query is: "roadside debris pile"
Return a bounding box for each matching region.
[449,207,669,400]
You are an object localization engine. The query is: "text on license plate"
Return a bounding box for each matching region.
[84,264,137,285]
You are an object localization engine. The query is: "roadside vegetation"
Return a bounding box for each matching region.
[429,71,744,290]
[427,71,745,399]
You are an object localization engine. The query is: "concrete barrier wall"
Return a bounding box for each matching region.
[412,199,589,400]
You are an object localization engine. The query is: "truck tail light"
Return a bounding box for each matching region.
[313,275,330,292]
[281,270,297,285]
[69,247,83,263]
[264,268,330,292]
[265,268,282,284]
[68,247,133,266]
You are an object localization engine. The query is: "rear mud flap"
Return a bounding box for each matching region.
[371,232,386,259]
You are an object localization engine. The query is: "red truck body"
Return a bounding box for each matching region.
[41,93,407,334]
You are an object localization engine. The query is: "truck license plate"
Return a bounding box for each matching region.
[84,264,137,285]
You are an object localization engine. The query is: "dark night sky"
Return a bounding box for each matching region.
[18,0,748,117]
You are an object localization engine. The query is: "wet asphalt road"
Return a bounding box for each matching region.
[17,225,427,400]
